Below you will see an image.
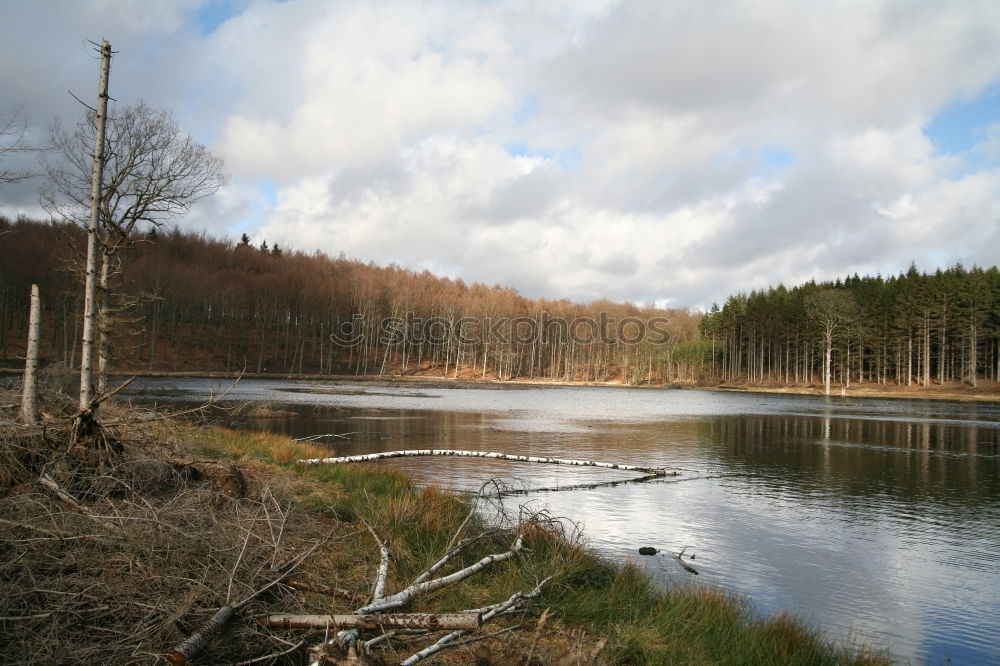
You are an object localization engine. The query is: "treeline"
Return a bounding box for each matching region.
[3,216,998,389]
[0,216,703,384]
[700,265,1000,388]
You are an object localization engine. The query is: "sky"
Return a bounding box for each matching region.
[1,0,998,310]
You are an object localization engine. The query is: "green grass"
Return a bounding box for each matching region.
[187,425,890,665]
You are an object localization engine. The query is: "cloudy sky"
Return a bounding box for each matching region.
[1,0,998,309]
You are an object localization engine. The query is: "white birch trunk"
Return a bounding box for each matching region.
[20,284,41,424]
[97,250,111,395]
[79,39,111,411]
[298,449,673,476]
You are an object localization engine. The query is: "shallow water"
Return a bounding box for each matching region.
[128,378,1000,664]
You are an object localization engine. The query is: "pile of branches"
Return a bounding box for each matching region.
[0,444,339,664]
[263,490,557,666]
[0,384,570,665]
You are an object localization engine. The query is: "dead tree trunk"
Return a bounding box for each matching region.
[20,283,41,424]
[79,39,111,411]
[97,249,111,395]
[298,449,674,477]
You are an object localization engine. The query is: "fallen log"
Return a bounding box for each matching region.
[261,612,482,631]
[298,449,673,476]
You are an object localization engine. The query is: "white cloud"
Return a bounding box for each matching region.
[2,0,1000,308]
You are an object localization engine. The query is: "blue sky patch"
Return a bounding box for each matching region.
[760,147,794,170]
[511,94,542,125]
[193,0,246,35]
[256,179,279,207]
[503,141,554,159]
[925,85,1000,155]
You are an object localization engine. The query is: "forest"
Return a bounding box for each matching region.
[1,214,998,391]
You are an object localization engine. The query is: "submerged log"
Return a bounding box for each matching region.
[637,546,699,575]
[261,612,482,631]
[298,449,674,476]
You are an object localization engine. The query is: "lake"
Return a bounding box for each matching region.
[126,377,1000,664]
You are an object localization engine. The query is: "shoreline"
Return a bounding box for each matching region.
[5,366,998,402]
[0,403,890,664]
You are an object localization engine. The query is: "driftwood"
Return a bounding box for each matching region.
[260,612,482,631]
[638,546,699,575]
[299,449,673,476]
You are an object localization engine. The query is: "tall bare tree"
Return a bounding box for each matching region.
[43,99,227,395]
[807,289,858,395]
[20,284,41,424]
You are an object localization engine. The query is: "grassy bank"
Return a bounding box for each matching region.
[187,426,892,664]
[0,406,890,664]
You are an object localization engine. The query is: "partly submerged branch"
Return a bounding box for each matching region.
[298,449,675,477]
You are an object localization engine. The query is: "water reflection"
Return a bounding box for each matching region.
[125,379,1000,664]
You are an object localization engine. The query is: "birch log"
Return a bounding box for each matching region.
[298,450,672,476]
[261,612,482,631]
[20,284,40,424]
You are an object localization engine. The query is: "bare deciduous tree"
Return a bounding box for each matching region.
[43,100,227,396]
[807,289,858,395]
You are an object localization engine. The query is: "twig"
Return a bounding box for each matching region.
[444,480,494,553]
[293,432,358,441]
[363,629,428,650]
[233,639,305,665]
[227,503,260,604]
[285,580,365,603]
[38,474,112,526]
[524,607,551,664]
[447,623,523,648]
